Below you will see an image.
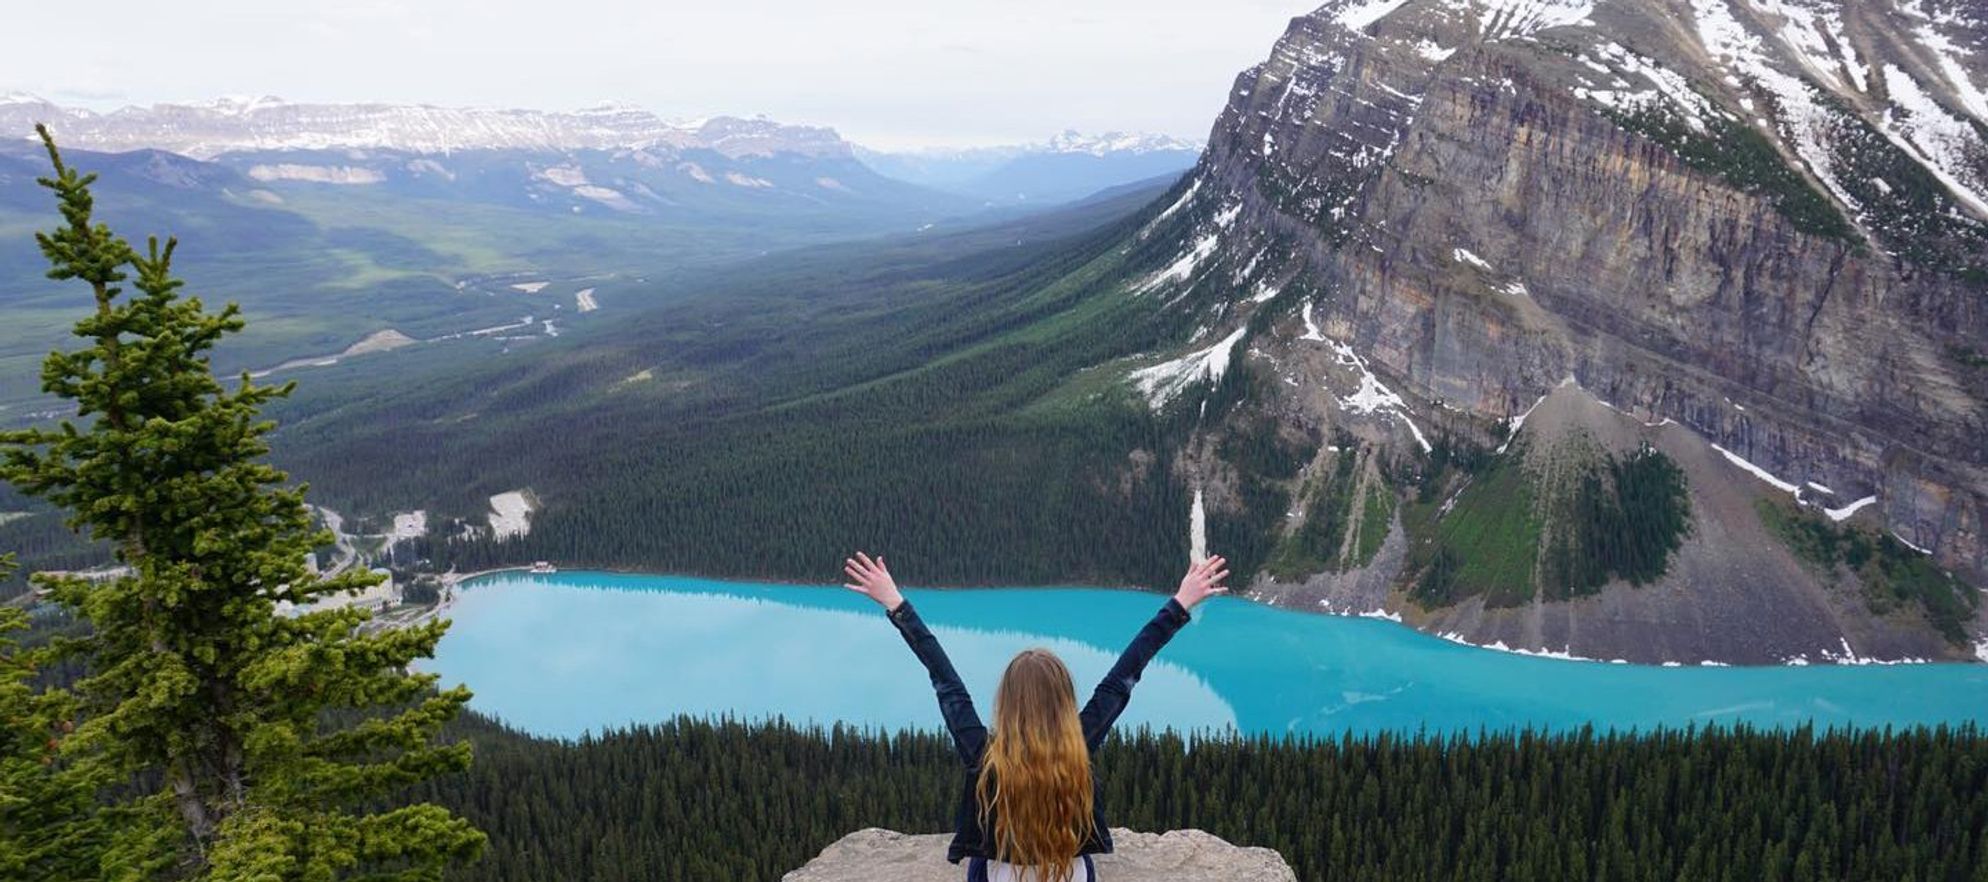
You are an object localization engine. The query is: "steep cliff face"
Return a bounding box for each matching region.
[1112,0,1988,662]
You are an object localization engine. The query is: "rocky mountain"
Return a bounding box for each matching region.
[860,130,1203,204]
[0,94,850,159]
[0,95,962,223]
[1107,0,1988,663]
[0,114,969,413]
[197,143,955,219]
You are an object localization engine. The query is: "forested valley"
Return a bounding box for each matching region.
[424,713,1988,882]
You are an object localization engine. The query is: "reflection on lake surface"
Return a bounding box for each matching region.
[424,572,1988,740]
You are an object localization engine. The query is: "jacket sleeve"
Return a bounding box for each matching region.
[887,600,988,766]
[1080,597,1191,751]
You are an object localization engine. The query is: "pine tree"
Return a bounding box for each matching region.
[0,554,105,881]
[0,127,484,879]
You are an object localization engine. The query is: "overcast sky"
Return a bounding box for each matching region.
[4,0,1317,150]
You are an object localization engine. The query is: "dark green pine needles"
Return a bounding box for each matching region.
[0,126,483,880]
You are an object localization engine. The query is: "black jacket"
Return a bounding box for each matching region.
[885,595,1192,864]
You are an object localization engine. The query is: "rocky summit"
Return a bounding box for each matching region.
[781,828,1297,882]
[1111,0,1988,663]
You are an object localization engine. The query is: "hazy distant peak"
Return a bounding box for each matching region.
[864,130,1203,160]
[1044,129,1202,155]
[184,94,289,115]
[0,97,856,160]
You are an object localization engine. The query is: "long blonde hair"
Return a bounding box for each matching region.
[975,648,1096,882]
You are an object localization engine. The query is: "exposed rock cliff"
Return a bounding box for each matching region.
[1107,0,1988,662]
[782,828,1297,882]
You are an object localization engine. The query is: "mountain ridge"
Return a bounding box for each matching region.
[0,94,852,159]
[1106,0,1988,661]
[858,130,1203,205]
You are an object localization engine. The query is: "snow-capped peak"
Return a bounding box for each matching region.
[190,95,287,114]
[0,96,855,160]
[0,91,49,106]
[1045,130,1202,156]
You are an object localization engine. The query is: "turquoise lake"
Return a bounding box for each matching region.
[423,571,1988,740]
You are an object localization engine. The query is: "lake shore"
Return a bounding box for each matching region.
[431,565,1984,669]
[422,572,1988,740]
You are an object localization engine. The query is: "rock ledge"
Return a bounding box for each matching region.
[783,827,1296,881]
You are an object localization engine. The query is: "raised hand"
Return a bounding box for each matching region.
[843,551,905,611]
[1174,554,1229,611]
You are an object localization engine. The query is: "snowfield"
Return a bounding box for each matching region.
[1130,326,1249,407]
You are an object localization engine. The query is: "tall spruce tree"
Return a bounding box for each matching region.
[0,127,484,880]
[0,554,105,881]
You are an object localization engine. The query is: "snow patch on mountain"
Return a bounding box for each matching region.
[1573,41,1727,131]
[1300,301,1327,341]
[1334,0,1413,33]
[1909,11,1988,121]
[406,158,456,180]
[1472,0,1595,41]
[1690,0,1860,217]
[1321,338,1432,453]
[1130,326,1250,407]
[1710,443,1802,495]
[1045,129,1201,156]
[1751,0,1865,93]
[245,164,384,184]
[574,185,639,211]
[1417,39,1457,61]
[1878,65,1988,216]
[1133,233,1222,295]
[1146,177,1204,233]
[537,165,589,187]
[1825,495,1879,522]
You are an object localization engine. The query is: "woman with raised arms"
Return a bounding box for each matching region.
[842,551,1228,882]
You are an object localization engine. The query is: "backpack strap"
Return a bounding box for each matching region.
[1081,853,1096,880]
[966,857,989,882]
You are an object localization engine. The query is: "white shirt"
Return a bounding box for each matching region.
[984,859,1093,882]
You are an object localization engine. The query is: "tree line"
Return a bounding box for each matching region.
[420,713,1988,882]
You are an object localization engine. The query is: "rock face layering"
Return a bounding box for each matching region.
[1112,0,1988,662]
[781,828,1298,882]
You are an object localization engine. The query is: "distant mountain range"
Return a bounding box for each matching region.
[857,130,1203,205]
[0,93,850,159]
[0,93,1194,211]
[0,96,979,414]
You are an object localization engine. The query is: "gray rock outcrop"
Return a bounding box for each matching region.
[782,828,1297,882]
